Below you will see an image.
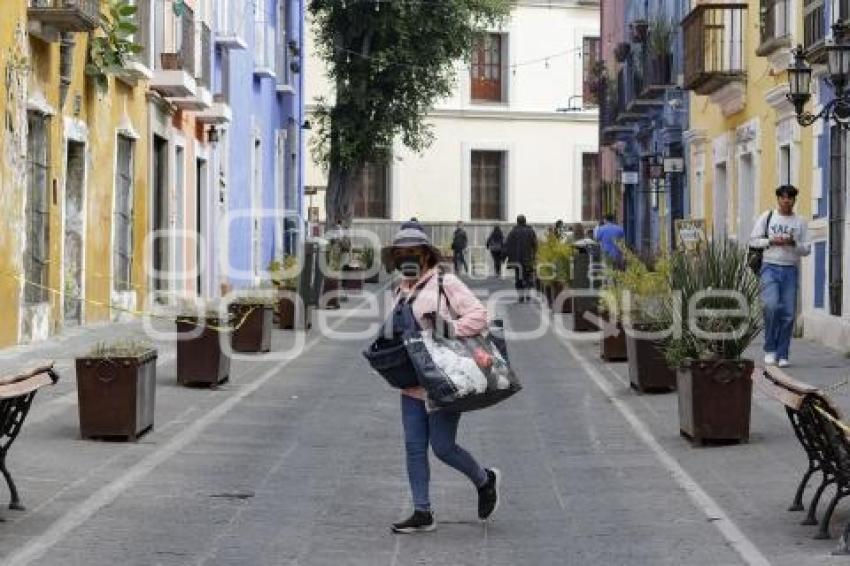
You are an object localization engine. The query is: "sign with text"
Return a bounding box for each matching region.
[674,219,706,251]
[621,171,639,184]
[664,158,685,174]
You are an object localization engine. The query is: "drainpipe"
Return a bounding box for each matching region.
[59,32,76,108]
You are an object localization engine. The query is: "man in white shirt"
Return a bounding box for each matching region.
[749,185,811,368]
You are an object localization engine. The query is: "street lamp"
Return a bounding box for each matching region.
[787,21,850,128]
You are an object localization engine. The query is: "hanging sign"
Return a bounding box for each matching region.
[621,171,639,184]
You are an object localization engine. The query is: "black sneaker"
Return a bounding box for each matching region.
[478,468,501,520]
[391,510,436,534]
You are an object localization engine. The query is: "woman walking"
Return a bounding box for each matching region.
[486,225,506,277]
[381,227,501,533]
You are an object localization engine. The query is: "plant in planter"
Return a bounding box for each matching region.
[661,240,763,444]
[176,307,233,387]
[75,340,157,440]
[647,17,674,84]
[86,0,144,92]
[598,265,628,362]
[629,19,650,43]
[535,232,572,308]
[614,41,631,63]
[551,237,575,314]
[362,246,380,283]
[230,293,276,352]
[270,256,300,330]
[322,243,343,309]
[618,250,676,392]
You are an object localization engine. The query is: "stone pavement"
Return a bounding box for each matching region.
[0,279,849,565]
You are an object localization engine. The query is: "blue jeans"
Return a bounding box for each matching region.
[401,394,488,512]
[761,263,798,361]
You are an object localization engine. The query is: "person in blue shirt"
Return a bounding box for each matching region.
[594,214,625,268]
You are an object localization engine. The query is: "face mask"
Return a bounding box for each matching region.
[398,255,423,278]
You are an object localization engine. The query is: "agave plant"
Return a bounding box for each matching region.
[661,239,763,368]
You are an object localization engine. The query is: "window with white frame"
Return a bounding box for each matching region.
[113,136,135,292]
[471,33,505,103]
[471,151,505,220]
[353,162,390,219]
[276,0,292,87]
[779,143,791,185]
[25,111,50,305]
[693,168,705,219]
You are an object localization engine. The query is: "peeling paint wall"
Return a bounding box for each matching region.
[0,11,30,346]
[0,1,150,346]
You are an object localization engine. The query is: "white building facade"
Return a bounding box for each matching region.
[305,0,600,226]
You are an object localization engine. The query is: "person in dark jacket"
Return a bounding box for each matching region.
[505,215,538,302]
[451,221,469,274]
[485,225,506,277]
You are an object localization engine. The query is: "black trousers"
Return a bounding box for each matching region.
[453,250,468,274]
[491,252,504,276]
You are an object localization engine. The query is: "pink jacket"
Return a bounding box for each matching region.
[395,268,488,400]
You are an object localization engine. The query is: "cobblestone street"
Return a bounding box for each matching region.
[0,280,848,565]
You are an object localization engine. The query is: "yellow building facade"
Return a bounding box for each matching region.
[0,1,150,346]
[684,0,812,243]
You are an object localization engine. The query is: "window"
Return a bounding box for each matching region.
[25,112,50,305]
[471,33,503,102]
[113,136,135,292]
[582,153,599,221]
[276,0,292,87]
[353,162,390,219]
[759,0,791,46]
[779,144,791,185]
[471,151,504,220]
[582,37,601,107]
[829,125,844,316]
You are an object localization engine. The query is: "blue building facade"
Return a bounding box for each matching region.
[601,0,689,253]
[221,0,305,288]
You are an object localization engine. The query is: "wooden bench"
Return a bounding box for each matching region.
[0,362,58,511]
[754,366,850,551]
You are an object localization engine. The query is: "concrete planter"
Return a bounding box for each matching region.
[176,318,231,387]
[278,295,296,330]
[230,303,273,353]
[626,331,676,392]
[75,349,157,441]
[600,316,627,361]
[571,296,599,332]
[677,359,754,444]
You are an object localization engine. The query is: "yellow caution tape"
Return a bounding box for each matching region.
[0,269,264,333]
[814,405,850,436]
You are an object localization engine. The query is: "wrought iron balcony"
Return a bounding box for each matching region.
[757,0,791,56]
[639,52,675,99]
[28,0,100,33]
[803,0,847,63]
[682,3,747,95]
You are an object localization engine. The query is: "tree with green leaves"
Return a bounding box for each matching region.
[309,0,513,227]
[86,0,143,91]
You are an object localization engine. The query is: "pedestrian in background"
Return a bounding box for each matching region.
[749,185,811,368]
[381,228,501,533]
[451,221,469,275]
[486,225,506,277]
[594,213,625,269]
[505,215,538,302]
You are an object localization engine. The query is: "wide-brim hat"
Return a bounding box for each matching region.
[381,228,443,271]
